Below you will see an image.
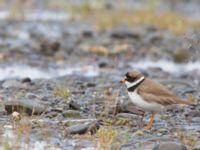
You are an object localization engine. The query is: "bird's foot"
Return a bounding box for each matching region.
[143,125,152,130]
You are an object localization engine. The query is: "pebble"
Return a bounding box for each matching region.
[39,40,60,56]
[69,100,82,111]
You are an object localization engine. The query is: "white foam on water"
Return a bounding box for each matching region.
[27,11,69,21]
[0,64,99,80]
[0,11,9,20]
[129,60,200,74]
[0,10,69,21]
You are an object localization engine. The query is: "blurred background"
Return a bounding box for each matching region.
[0,0,199,80]
[0,1,200,150]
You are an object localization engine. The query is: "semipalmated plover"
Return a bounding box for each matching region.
[120,70,196,129]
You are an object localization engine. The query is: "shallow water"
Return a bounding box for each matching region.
[0,10,69,21]
[130,60,200,74]
[0,64,99,80]
[0,60,199,80]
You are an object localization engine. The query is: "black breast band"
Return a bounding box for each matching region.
[127,78,145,92]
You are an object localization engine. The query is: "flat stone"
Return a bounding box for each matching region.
[120,144,134,150]
[46,111,59,118]
[4,99,46,115]
[82,30,93,37]
[65,121,100,135]
[110,28,142,39]
[26,93,38,99]
[69,100,81,111]
[153,142,187,150]
[133,130,145,136]
[116,113,138,119]
[62,110,81,118]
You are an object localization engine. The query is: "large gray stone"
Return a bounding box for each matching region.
[120,144,134,150]
[153,142,187,150]
[65,121,100,135]
[4,99,46,115]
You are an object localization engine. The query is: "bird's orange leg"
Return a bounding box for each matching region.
[144,112,155,130]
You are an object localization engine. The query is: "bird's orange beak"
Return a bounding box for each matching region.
[120,79,126,84]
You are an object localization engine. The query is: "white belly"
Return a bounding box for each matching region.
[128,90,165,112]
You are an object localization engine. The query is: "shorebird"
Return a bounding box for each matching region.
[120,70,196,129]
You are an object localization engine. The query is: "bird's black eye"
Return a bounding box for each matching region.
[126,77,136,82]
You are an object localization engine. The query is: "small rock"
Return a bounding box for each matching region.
[86,82,96,87]
[192,117,200,122]
[82,30,93,37]
[173,49,189,63]
[159,115,170,120]
[133,130,144,136]
[46,111,59,118]
[21,77,32,83]
[116,113,138,119]
[98,58,109,68]
[40,40,60,56]
[69,100,81,110]
[193,141,200,150]
[110,28,142,39]
[119,144,134,150]
[4,99,46,115]
[12,111,21,121]
[26,93,38,99]
[144,32,163,43]
[62,110,81,118]
[157,128,169,135]
[185,110,200,117]
[50,107,63,113]
[65,121,100,135]
[153,142,187,150]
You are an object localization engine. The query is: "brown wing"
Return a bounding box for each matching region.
[138,78,189,105]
